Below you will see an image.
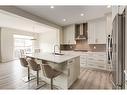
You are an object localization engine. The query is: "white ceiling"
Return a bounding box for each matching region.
[17,6,112,26]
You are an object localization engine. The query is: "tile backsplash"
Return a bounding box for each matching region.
[60,44,75,50]
[61,41,106,52]
[75,40,91,51]
[89,44,106,52]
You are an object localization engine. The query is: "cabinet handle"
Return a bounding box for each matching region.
[95,39,98,43]
[88,58,94,60]
[98,66,104,68]
[97,60,104,61]
[69,60,73,63]
[68,68,70,77]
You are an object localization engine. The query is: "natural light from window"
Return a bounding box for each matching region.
[13,35,33,59]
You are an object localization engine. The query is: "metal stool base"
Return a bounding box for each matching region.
[22,75,36,82]
[36,81,47,89]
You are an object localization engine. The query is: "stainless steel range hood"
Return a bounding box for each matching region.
[75,23,90,51]
[75,23,88,40]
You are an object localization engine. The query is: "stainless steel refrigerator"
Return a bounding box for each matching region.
[112,10,125,89]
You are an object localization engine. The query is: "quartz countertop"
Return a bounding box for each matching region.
[26,53,80,63]
[61,50,106,54]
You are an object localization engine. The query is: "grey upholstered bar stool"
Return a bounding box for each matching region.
[41,61,62,89]
[19,58,35,82]
[27,58,46,89]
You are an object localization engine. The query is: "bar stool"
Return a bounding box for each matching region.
[41,61,62,89]
[19,58,35,82]
[27,58,46,89]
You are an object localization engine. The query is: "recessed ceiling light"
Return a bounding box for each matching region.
[63,19,66,21]
[50,6,54,9]
[80,13,84,16]
[107,5,111,8]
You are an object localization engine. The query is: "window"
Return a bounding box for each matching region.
[14,35,33,59]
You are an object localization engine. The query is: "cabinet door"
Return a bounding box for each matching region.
[88,18,106,44]
[95,18,106,44]
[63,25,76,44]
[63,28,69,44]
[87,52,106,70]
[88,22,95,44]
[80,55,87,67]
[106,14,112,35]
[67,59,75,87]
[74,57,80,79]
[67,57,80,87]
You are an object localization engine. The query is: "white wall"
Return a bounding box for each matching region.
[0,27,39,62]
[39,30,60,53]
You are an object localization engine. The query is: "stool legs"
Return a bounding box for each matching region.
[51,78,53,89]
[28,66,30,81]
[22,66,36,82]
[36,70,46,89]
[37,70,39,85]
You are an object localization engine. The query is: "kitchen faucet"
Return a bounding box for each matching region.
[54,44,61,54]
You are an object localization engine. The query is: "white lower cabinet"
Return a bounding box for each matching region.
[80,52,107,70]
[67,58,75,87]
[61,51,107,70]
[80,53,87,67]
[67,57,80,87]
[87,52,106,70]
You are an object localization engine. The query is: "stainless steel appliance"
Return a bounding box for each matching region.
[112,10,125,89]
[107,34,112,64]
[75,23,88,40]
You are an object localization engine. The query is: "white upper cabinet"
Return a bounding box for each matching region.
[88,22,95,44]
[106,13,112,35]
[88,17,106,44]
[95,18,106,44]
[63,24,76,44]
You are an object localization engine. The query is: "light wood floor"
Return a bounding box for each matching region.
[0,60,112,89]
[70,68,112,89]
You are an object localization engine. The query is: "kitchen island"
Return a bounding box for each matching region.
[26,53,80,89]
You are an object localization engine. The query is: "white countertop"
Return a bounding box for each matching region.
[26,53,80,63]
[61,50,106,55]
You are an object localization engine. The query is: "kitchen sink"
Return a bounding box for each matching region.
[52,52,64,55]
